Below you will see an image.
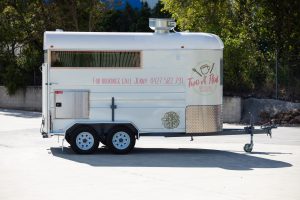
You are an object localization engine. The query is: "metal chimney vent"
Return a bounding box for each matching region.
[149,18,176,34]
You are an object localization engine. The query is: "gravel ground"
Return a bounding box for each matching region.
[0,109,300,200]
[242,98,300,123]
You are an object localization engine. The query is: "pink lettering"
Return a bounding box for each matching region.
[209,74,219,84]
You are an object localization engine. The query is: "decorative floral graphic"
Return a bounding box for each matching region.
[162,111,180,129]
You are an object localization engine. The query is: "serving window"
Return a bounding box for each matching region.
[51,51,141,68]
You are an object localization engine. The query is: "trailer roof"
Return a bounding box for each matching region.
[44,31,224,51]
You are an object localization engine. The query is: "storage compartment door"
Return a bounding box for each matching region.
[55,90,89,119]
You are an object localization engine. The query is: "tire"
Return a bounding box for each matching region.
[65,134,71,145]
[243,143,253,153]
[70,126,99,154]
[106,127,136,154]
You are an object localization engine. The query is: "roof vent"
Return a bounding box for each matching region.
[149,18,176,34]
[55,29,64,32]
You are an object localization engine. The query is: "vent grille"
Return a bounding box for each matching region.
[149,18,176,33]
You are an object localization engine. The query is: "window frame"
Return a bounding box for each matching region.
[50,50,142,69]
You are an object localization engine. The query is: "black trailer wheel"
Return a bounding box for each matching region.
[65,134,71,145]
[243,143,253,153]
[106,127,136,154]
[70,126,99,154]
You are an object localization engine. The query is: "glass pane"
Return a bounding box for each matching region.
[51,51,140,68]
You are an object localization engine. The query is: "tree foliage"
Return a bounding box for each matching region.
[0,0,48,94]
[1,0,298,100]
[0,0,167,94]
[162,0,300,100]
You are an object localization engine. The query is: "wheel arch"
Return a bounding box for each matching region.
[65,122,139,142]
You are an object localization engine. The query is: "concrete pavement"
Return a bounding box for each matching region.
[0,109,299,200]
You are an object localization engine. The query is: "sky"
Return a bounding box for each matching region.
[105,0,160,10]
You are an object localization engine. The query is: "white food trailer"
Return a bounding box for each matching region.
[41,18,274,154]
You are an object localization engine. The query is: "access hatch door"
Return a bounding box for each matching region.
[54,90,89,119]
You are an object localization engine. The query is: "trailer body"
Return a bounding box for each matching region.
[42,20,225,153]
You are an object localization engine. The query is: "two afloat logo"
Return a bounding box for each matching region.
[188,62,219,94]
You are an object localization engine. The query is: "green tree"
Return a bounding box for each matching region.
[0,0,187,95]
[0,0,108,94]
[152,1,171,18]
[51,0,106,31]
[258,0,300,99]
[95,2,153,33]
[135,2,151,32]
[0,0,48,94]
[162,0,299,100]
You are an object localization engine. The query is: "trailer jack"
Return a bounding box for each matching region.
[243,114,276,153]
[190,136,194,141]
[244,125,254,153]
[57,135,65,152]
